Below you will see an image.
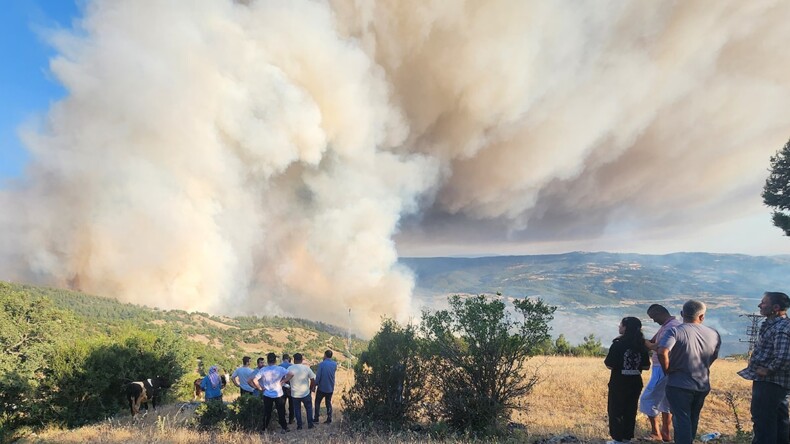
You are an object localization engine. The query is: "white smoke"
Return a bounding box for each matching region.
[2,0,789,334]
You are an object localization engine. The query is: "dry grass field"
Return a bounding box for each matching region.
[516,356,752,442]
[18,357,753,444]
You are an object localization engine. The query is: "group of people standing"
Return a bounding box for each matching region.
[604,292,790,444]
[199,349,337,433]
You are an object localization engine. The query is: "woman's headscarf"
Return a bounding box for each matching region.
[208,365,221,389]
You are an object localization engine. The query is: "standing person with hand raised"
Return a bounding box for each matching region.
[639,304,681,442]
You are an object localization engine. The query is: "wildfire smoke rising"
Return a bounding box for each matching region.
[2,1,789,334]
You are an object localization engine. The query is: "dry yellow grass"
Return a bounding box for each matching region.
[18,357,753,443]
[516,356,752,442]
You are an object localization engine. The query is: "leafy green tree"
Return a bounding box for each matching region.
[573,334,604,357]
[0,283,78,437]
[554,334,572,355]
[343,318,426,429]
[420,294,555,435]
[763,139,790,236]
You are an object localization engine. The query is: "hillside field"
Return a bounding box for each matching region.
[20,356,753,444]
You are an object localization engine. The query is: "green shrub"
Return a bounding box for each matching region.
[421,294,555,436]
[226,395,265,431]
[193,400,229,431]
[343,319,426,429]
[35,329,191,427]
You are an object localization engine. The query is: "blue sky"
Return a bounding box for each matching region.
[0,0,79,179]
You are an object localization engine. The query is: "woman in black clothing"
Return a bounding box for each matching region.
[604,317,650,444]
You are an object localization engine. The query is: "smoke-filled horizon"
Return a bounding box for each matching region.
[2,0,789,335]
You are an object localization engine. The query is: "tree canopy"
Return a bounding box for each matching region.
[763,138,790,236]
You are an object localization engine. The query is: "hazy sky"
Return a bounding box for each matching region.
[1,0,788,333]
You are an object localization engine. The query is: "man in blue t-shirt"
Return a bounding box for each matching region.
[313,349,338,424]
[252,353,293,433]
[230,356,256,396]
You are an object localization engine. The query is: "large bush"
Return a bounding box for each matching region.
[226,394,265,431]
[193,399,230,432]
[0,284,78,439]
[343,318,426,429]
[36,329,191,427]
[345,294,556,437]
[421,294,555,435]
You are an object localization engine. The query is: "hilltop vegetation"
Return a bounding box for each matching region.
[5,282,366,367]
[0,281,365,441]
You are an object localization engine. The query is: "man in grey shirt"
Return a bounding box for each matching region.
[657,300,721,444]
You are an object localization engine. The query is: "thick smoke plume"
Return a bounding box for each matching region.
[2,1,789,334]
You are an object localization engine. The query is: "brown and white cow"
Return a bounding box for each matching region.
[125,376,171,417]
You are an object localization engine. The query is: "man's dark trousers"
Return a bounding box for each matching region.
[263,395,287,431]
[751,380,790,444]
[314,390,333,423]
[282,386,295,423]
[666,386,709,444]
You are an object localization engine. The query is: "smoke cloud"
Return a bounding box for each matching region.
[2,0,789,334]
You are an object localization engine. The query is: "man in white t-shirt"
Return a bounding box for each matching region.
[287,353,317,429]
[251,353,292,433]
[230,356,256,396]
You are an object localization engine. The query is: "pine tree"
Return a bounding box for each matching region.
[763,139,790,236]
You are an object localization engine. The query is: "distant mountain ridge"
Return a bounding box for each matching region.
[400,252,790,355]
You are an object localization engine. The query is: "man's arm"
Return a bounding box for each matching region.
[645,331,659,350]
[230,369,241,388]
[757,329,790,376]
[282,370,293,384]
[710,334,721,364]
[249,373,262,391]
[657,346,670,373]
[314,364,322,386]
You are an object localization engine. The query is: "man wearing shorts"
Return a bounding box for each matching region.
[640,304,681,441]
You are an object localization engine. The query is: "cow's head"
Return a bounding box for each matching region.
[155,376,172,388]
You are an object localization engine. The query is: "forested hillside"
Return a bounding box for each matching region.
[6,282,365,366]
[0,281,365,440]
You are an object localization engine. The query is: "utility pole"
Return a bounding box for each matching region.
[739,313,762,358]
[346,308,353,371]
